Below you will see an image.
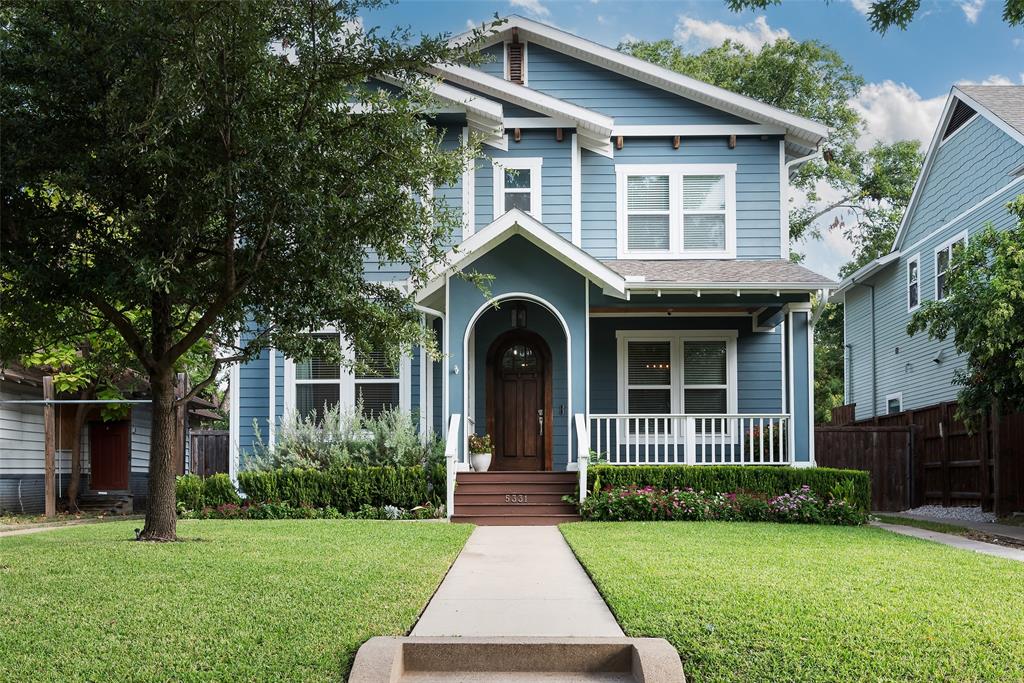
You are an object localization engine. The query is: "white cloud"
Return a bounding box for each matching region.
[958,0,985,23]
[849,0,872,15]
[509,0,550,18]
[674,15,789,51]
[596,14,608,25]
[849,80,946,149]
[620,32,639,45]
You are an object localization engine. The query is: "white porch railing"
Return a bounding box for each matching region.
[584,413,790,467]
[444,414,461,519]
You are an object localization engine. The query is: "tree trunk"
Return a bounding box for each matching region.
[139,369,178,541]
[65,388,94,514]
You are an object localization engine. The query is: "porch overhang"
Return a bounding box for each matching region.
[415,209,628,303]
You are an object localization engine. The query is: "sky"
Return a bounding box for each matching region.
[363,0,1023,279]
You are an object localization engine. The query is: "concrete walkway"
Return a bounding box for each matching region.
[412,526,624,637]
[882,512,1024,543]
[873,522,1024,562]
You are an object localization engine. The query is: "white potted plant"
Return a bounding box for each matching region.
[468,433,493,473]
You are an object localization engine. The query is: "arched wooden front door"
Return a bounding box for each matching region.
[486,329,553,471]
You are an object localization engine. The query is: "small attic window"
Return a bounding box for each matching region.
[506,30,525,84]
[942,100,976,140]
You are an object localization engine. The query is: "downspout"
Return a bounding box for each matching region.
[850,278,877,420]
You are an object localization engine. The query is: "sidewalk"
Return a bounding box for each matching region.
[412,526,624,637]
[883,511,1024,543]
[872,522,1024,563]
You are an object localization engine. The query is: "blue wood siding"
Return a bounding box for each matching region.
[522,44,754,126]
[581,136,782,259]
[900,115,1024,248]
[476,43,504,78]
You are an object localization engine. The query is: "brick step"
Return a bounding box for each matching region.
[452,502,580,516]
[456,471,577,484]
[454,482,576,495]
[452,513,581,526]
[452,492,571,504]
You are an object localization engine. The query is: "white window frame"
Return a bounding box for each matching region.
[906,253,920,312]
[492,157,543,222]
[934,231,967,301]
[283,328,411,421]
[885,392,903,415]
[615,163,737,260]
[615,330,739,417]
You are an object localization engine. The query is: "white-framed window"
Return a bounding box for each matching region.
[493,157,542,221]
[616,330,738,422]
[616,164,737,259]
[934,231,967,301]
[285,331,410,424]
[906,253,920,312]
[886,392,903,415]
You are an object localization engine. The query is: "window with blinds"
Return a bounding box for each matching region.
[682,341,727,414]
[618,165,734,258]
[626,340,672,415]
[295,333,343,424]
[355,347,400,418]
[935,233,966,301]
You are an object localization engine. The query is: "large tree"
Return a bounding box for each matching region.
[724,0,1023,33]
[1,0,483,540]
[908,197,1024,427]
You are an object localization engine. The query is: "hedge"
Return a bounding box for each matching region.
[586,465,870,513]
[235,465,446,513]
[175,473,241,510]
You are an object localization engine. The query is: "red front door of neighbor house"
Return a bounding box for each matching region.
[90,420,130,490]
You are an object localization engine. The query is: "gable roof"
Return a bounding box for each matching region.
[451,15,829,156]
[377,76,507,149]
[416,209,626,302]
[429,63,615,156]
[891,84,1024,251]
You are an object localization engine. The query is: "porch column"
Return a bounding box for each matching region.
[787,307,814,466]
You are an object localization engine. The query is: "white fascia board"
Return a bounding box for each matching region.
[625,283,834,293]
[612,124,785,137]
[830,251,901,298]
[430,64,615,150]
[416,209,626,301]
[450,16,829,147]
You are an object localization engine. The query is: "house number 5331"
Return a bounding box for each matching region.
[505,494,528,504]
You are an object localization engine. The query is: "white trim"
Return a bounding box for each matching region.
[418,319,428,439]
[492,157,543,222]
[612,124,784,137]
[571,133,582,247]
[786,310,796,460]
[782,315,789,410]
[885,392,903,415]
[417,208,626,301]
[938,112,979,147]
[268,348,276,449]
[615,163,737,260]
[614,329,739,417]
[934,230,968,301]
[505,116,573,128]
[906,253,921,313]
[462,292,573,467]
[805,310,815,466]
[779,139,789,259]
[584,280,590,418]
[379,75,506,150]
[449,16,828,149]
[443,275,450,445]
[591,311,752,318]
[626,282,832,293]
[229,352,240,484]
[461,126,475,238]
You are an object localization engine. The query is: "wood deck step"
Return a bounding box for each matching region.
[457,471,577,484]
[453,492,570,504]
[453,502,579,516]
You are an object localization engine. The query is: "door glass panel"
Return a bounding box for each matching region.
[502,344,537,371]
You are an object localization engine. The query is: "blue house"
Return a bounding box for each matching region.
[229,17,835,519]
[832,85,1024,422]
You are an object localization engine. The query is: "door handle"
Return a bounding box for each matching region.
[538,409,544,436]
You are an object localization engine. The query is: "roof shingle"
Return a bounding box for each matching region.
[957,85,1024,137]
[603,259,836,287]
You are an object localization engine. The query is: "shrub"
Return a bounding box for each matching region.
[587,465,870,513]
[175,473,240,511]
[175,475,204,512]
[576,484,866,525]
[179,500,446,521]
[237,465,442,513]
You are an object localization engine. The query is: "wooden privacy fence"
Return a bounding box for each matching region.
[190,430,229,477]
[818,401,1024,514]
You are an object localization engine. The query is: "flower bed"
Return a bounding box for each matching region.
[575,484,865,525]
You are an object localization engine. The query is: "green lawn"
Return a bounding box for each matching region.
[0,520,471,682]
[562,522,1024,683]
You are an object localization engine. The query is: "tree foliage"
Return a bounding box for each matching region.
[1,0,486,539]
[813,302,845,424]
[723,0,1023,32]
[907,197,1024,427]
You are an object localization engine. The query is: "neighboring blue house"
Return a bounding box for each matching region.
[230,17,835,512]
[832,85,1024,422]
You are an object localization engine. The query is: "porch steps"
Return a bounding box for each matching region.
[69,492,134,515]
[453,472,580,526]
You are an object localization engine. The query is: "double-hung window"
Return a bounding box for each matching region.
[493,157,542,221]
[289,331,408,424]
[907,254,920,311]
[618,331,737,432]
[617,164,736,259]
[935,232,966,300]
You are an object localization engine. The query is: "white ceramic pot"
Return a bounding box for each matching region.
[470,451,492,473]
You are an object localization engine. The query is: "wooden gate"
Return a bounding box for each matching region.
[189,430,229,476]
[815,426,913,511]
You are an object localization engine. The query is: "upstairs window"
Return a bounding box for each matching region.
[935,232,967,300]
[907,254,920,312]
[493,158,542,221]
[617,164,736,259]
